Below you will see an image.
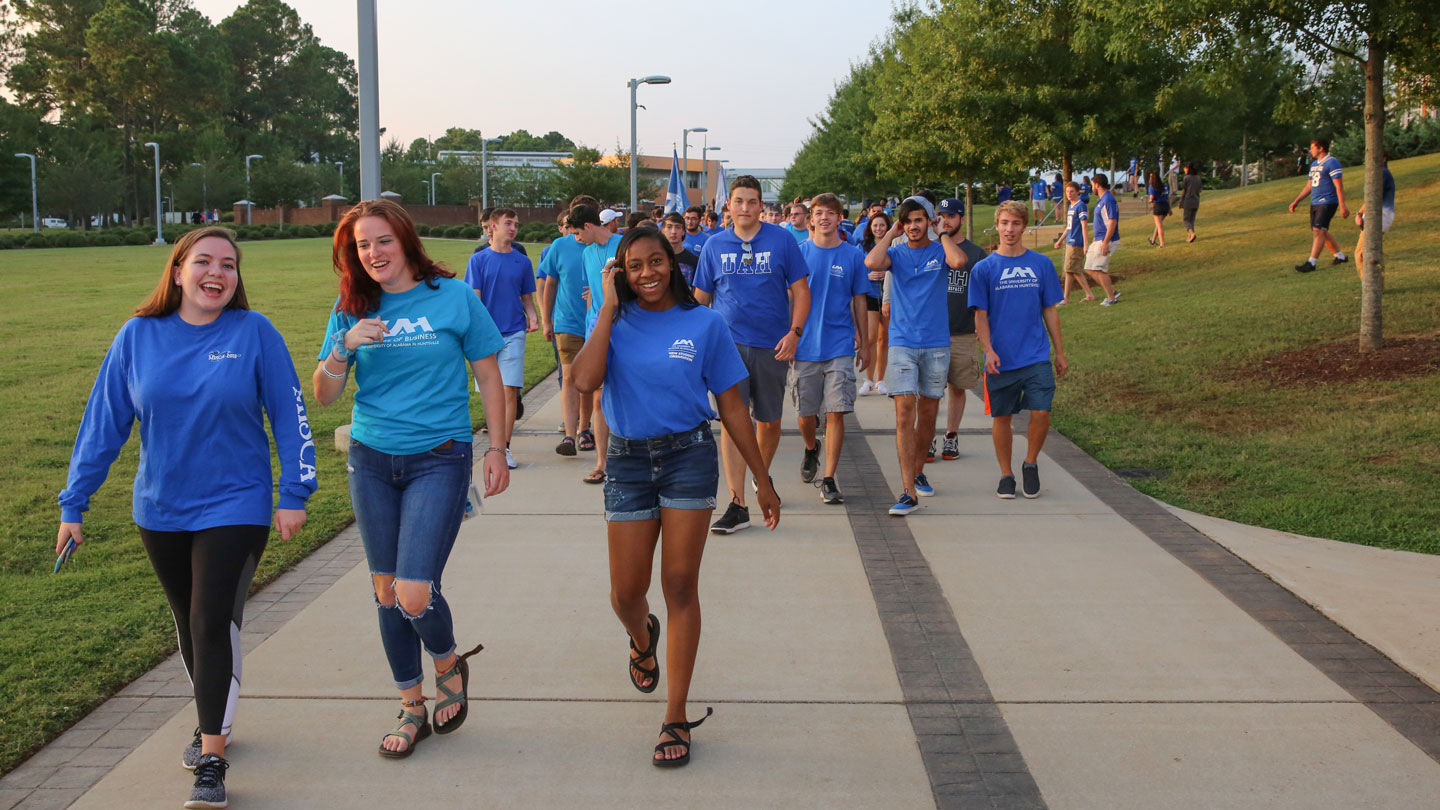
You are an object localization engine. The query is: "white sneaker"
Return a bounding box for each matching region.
[875,380,889,396]
[858,379,874,396]
[1100,297,1117,307]
[505,448,517,469]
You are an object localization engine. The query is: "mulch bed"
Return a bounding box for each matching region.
[1243,334,1440,385]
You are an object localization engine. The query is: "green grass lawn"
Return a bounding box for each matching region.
[0,238,554,773]
[1028,153,1440,553]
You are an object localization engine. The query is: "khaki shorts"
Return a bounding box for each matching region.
[555,332,584,366]
[947,333,980,390]
[1063,245,1086,275]
[1084,240,1119,273]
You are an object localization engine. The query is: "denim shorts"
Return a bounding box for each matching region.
[887,345,950,400]
[985,361,1056,416]
[603,424,719,521]
[497,330,526,388]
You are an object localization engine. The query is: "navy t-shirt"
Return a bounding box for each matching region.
[947,239,987,336]
[602,302,748,438]
[969,249,1063,371]
[464,247,535,336]
[1148,182,1170,204]
[693,223,809,348]
[998,185,1013,202]
[796,241,869,362]
[885,241,950,350]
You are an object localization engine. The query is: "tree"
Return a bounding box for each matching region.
[782,56,896,201]
[550,146,628,206]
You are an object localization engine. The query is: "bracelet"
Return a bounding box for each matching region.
[320,361,347,379]
[483,447,505,456]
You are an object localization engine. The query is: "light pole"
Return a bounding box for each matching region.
[144,142,165,244]
[430,171,442,206]
[703,146,721,207]
[191,162,207,215]
[681,127,707,194]
[421,180,429,206]
[628,75,671,211]
[336,162,344,197]
[481,136,501,209]
[15,153,37,233]
[245,154,263,224]
[357,0,380,200]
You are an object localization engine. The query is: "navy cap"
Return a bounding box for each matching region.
[937,197,965,216]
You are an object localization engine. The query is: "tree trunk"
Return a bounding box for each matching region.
[1061,150,1072,181]
[1360,42,1385,352]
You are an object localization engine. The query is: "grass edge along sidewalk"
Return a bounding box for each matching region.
[0,238,554,776]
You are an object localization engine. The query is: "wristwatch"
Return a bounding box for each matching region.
[791,326,804,338]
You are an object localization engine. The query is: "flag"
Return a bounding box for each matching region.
[664,149,686,215]
[712,162,727,214]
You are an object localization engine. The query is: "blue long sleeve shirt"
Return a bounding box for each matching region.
[60,309,318,530]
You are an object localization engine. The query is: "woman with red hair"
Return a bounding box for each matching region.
[312,200,509,758]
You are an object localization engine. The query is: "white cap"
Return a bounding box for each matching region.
[599,209,623,225]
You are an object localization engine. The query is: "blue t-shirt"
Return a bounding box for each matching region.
[1382,166,1395,210]
[1309,155,1343,206]
[884,241,950,350]
[796,241,869,362]
[582,233,622,336]
[1030,180,1046,200]
[1050,180,1063,200]
[998,185,1013,202]
[1094,192,1121,243]
[693,223,809,348]
[60,310,317,530]
[1079,187,1091,207]
[1064,201,1088,247]
[536,235,588,338]
[464,247,535,336]
[317,278,505,456]
[602,302,748,439]
[784,223,810,243]
[968,249,1063,371]
[1148,182,1170,204]
[683,230,710,255]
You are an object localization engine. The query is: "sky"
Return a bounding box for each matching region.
[189,0,898,168]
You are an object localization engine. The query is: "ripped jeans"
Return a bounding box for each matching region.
[348,438,471,689]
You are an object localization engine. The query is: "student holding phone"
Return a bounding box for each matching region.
[571,226,779,768]
[57,226,316,809]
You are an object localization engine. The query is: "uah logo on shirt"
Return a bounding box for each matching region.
[919,258,942,274]
[718,252,773,276]
[668,338,698,362]
[207,350,241,362]
[384,317,434,336]
[830,263,847,278]
[999,267,1037,281]
[369,315,440,349]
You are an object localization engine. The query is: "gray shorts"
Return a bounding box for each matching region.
[735,343,789,424]
[791,357,857,418]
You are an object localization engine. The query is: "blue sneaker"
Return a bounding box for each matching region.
[914,474,935,497]
[888,493,919,516]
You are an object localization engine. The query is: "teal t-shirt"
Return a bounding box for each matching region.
[582,233,622,336]
[318,277,505,455]
[537,235,588,337]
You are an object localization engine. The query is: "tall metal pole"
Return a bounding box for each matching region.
[700,134,708,207]
[481,136,488,209]
[144,143,164,244]
[15,153,37,232]
[682,127,707,195]
[192,163,207,214]
[705,146,721,207]
[431,172,441,205]
[337,162,344,196]
[245,154,263,225]
[357,0,381,200]
[629,79,639,211]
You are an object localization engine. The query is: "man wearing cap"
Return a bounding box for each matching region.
[934,198,987,462]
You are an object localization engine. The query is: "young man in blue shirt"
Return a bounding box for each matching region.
[540,196,600,457]
[682,205,710,255]
[694,175,812,533]
[997,182,1013,203]
[1351,152,1394,277]
[571,203,624,484]
[1029,175,1046,215]
[793,193,871,504]
[1288,136,1350,272]
[465,207,538,470]
[864,198,965,515]
[784,200,810,242]
[1053,181,1095,304]
[1086,174,1122,306]
[970,200,1068,499]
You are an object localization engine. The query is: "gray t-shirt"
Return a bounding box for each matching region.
[947,239,988,335]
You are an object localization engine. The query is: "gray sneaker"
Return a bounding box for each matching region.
[185,753,229,809]
[182,727,202,770]
[801,444,820,483]
[819,477,844,504]
[1021,463,1040,498]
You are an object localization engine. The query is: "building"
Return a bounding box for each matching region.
[721,168,787,204]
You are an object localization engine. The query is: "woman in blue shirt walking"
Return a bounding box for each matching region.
[1147,170,1171,248]
[571,226,780,768]
[58,226,317,808]
[311,200,510,760]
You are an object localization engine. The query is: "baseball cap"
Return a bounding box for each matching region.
[901,195,935,221]
[937,198,965,216]
[599,209,623,225]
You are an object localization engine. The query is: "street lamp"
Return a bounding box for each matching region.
[357,0,380,200]
[481,136,501,208]
[421,179,429,205]
[703,146,721,207]
[628,74,671,211]
[245,154,263,224]
[191,162,207,214]
[14,153,37,233]
[144,142,164,245]
[682,127,707,193]
[336,161,344,197]
[431,171,442,206]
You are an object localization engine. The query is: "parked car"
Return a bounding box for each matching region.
[41,217,68,229]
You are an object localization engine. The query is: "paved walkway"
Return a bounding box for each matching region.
[5,372,1440,810]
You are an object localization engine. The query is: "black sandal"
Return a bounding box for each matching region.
[653,707,713,768]
[433,643,483,735]
[628,614,660,694]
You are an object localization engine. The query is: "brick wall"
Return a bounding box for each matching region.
[233,201,568,227]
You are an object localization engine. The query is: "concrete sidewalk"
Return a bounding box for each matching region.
[7,371,1440,810]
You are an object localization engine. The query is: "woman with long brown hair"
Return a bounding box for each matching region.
[58,226,316,808]
[859,211,893,395]
[311,199,509,759]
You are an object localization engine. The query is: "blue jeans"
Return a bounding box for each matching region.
[603,425,718,521]
[348,439,471,689]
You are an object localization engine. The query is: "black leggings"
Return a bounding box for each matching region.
[139,525,268,737]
